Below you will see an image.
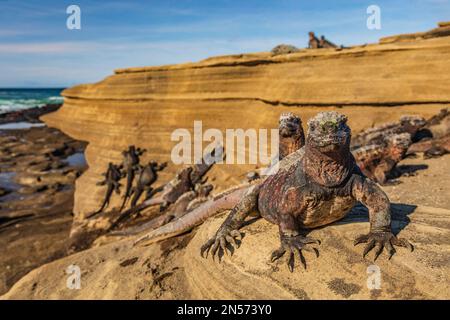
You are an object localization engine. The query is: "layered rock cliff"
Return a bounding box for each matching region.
[42,25,450,218]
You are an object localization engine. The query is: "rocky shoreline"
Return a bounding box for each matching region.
[0,105,87,295]
[0,104,62,124]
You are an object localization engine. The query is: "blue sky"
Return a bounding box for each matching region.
[0,0,449,87]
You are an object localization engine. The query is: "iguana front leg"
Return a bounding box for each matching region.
[352,176,413,260]
[200,184,261,260]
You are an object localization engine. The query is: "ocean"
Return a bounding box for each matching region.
[0,88,65,114]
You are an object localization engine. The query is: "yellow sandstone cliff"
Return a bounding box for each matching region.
[42,24,450,219]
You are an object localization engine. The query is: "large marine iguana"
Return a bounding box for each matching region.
[88,162,122,218]
[119,145,146,212]
[200,112,413,271]
[132,113,305,245]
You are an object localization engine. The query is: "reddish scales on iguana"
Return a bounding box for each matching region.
[279,112,305,160]
[351,115,426,150]
[201,111,413,272]
[131,112,305,245]
[353,133,412,184]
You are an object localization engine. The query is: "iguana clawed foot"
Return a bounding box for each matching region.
[354,231,413,260]
[200,227,243,260]
[271,234,320,272]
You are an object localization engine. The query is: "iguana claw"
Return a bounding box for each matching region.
[200,227,243,260]
[354,231,413,260]
[271,234,320,272]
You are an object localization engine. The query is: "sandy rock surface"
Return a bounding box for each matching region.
[3,155,449,300]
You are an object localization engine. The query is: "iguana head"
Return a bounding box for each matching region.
[387,133,411,162]
[279,112,303,138]
[149,160,158,167]
[307,111,351,152]
[400,115,426,134]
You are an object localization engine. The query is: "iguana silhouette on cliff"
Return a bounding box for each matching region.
[119,145,146,212]
[88,162,122,218]
[130,161,167,209]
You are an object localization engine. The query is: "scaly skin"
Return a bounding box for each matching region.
[201,112,413,272]
[133,185,251,245]
[88,162,122,218]
[114,184,214,237]
[119,145,146,212]
[279,112,305,160]
[130,113,305,245]
[351,115,426,150]
[353,133,412,184]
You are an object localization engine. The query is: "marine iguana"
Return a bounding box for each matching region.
[88,162,122,218]
[130,161,167,209]
[200,112,413,271]
[279,112,305,160]
[308,32,320,49]
[351,115,426,150]
[132,112,305,246]
[112,183,214,236]
[119,145,146,212]
[353,133,412,184]
[408,134,450,158]
[319,35,338,49]
[123,146,223,216]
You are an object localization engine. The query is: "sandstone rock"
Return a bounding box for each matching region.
[2,203,449,300]
[271,44,300,55]
[42,34,450,220]
[380,23,450,44]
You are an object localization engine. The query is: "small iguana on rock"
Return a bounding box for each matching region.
[351,115,426,150]
[319,35,338,49]
[88,162,122,218]
[308,32,320,49]
[119,145,146,212]
[125,146,222,215]
[279,112,305,160]
[353,133,412,184]
[201,112,413,272]
[408,134,450,158]
[130,161,167,209]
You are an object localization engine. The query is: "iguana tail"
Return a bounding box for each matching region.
[86,185,113,218]
[119,170,135,212]
[132,185,251,246]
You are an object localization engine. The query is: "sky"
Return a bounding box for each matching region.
[0,0,449,87]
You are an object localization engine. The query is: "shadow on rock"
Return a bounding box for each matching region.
[343,202,415,235]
